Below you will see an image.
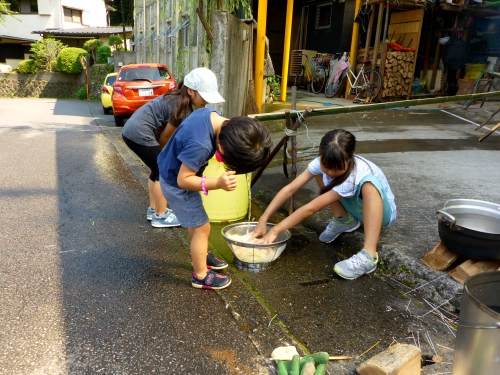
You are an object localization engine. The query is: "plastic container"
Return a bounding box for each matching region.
[451,271,500,375]
[200,156,251,222]
[464,63,487,79]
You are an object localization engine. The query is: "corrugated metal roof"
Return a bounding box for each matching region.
[0,35,37,43]
[32,27,132,36]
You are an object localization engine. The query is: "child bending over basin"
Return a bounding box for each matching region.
[157,72,272,289]
[250,129,397,280]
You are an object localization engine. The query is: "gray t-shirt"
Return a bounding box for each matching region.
[122,94,179,147]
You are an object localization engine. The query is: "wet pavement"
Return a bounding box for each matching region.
[1,94,500,374]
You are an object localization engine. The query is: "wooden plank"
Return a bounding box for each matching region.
[449,259,500,284]
[422,242,459,271]
[357,343,421,375]
[388,22,420,35]
[391,8,425,24]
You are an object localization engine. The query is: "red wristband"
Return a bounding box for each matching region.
[201,176,208,196]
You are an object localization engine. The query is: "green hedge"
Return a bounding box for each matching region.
[96,46,112,64]
[56,47,89,74]
[17,59,38,74]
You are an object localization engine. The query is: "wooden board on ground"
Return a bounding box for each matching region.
[356,343,421,375]
[449,259,500,284]
[422,242,458,271]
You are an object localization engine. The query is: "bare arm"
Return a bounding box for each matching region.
[177,163,237,192]
[250,169,315,239]
[158,123,176,148]
[259,189,341,243]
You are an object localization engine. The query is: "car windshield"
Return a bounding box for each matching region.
[106,75,117,85]
[119,67,171,81]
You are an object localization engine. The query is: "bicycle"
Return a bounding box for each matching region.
[325,52,382,103]
[310,53,332,94]
[293,54,313,90]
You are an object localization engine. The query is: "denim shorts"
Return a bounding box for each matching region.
[339,175,393,227]
[160,176,209,228]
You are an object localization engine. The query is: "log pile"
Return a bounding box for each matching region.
[382,51,415,98]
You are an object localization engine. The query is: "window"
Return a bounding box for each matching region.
[8,0,38,14]
[64,7,82,23]
[315,3,332,30]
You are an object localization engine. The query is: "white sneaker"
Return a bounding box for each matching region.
[334,249,378,280]
[319,213,361,243]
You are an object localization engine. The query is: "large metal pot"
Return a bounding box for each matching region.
[436,199,500,261]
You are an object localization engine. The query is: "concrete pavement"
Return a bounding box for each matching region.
[1,95,499,374]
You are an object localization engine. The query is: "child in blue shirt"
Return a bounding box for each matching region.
[157,68,272,290]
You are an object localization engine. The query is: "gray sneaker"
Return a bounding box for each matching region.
[334,249,378,280]
[319,213,361,243]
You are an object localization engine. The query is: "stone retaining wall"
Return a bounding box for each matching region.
[0,64,116,100]
[0,71,86,98]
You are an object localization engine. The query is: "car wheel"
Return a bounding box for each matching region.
[103,106,110,115]
[114,115,124,127]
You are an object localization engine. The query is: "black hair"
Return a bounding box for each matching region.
[163,81,193,128]
[218,117,272,174]
[319,129,356,195]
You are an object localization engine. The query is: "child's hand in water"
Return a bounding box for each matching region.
[217,171,237,191]
[254,229,278,244]
[248,220,268,241]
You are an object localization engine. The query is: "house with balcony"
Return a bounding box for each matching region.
[0,0,132,69]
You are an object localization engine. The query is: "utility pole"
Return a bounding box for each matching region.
[120,0,127,51]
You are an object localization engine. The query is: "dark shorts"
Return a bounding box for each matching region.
[122,135,161,181]
[160,177,209,228]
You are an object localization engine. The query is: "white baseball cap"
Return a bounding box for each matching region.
[183,67,225,104]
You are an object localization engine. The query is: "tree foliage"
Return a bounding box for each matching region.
[83,39,104,62]
[56,47,89,74]
[96,46,112,64]
[109,34,123,51]
[17,59,37,74]
[0,0,19,26]
[30,38,67,72]
[104,0,134,27]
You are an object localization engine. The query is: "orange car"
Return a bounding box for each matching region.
[112,63,177,126]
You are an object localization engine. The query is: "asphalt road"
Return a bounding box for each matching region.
[1,97,499,375]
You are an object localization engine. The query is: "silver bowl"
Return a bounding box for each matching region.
[221,222,291,272]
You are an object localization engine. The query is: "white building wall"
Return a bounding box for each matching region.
[62,0,108,28]
[0,0,108,41]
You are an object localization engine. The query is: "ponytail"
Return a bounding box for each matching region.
[163,81,193,128]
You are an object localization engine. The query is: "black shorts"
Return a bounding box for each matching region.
[122,135,161,181]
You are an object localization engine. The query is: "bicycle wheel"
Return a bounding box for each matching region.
[325,75,345,98]
[355,69,382,102]
[311,66,326,94]
[294,67,305,89]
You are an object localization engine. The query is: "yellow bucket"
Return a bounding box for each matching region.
[200,156,251,222]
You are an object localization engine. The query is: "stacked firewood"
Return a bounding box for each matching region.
[382,51,415,98]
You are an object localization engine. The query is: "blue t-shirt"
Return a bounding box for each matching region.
[157,107,217,188]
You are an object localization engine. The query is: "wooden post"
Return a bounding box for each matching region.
[251,107,312,187]
[363,5,375,60]
[378,0,390,101]
[371,2,385,72]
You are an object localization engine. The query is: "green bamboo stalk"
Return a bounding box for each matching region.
[248,91,500,122]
